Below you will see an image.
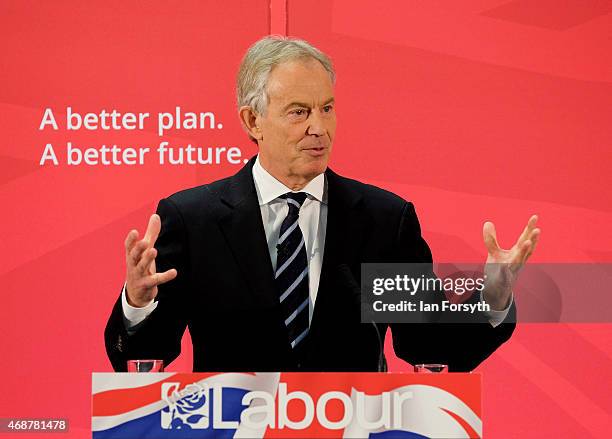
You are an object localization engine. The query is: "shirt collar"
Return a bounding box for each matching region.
[252,155,326,206]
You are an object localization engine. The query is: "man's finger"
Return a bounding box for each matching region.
[124,229,139,255]
[136,247,157,274]
[510,239,531,273]
[522,228,541,262]
[515,214,538,247]
[157,268,178,285]
[483,221,500,254]
[142,269,177,288]
[144,214,162,247]
[128,239,150,266]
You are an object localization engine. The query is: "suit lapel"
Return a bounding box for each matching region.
[311,169,374,327]
[218,158,279,308]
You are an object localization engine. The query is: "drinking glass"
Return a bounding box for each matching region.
[414,364,448,373]
[127,359,164,372]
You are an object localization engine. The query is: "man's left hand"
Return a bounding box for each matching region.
[482,215,541,310]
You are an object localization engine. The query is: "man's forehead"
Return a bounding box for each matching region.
[266,58,334,104]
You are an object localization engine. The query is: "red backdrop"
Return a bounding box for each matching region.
[1,1,610,437]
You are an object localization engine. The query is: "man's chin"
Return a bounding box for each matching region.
[301,156,328,177]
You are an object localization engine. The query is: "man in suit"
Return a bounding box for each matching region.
[105,36,540,372]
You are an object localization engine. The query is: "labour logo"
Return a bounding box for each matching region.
[161,382,209,429]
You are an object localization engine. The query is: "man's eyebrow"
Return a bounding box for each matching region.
[282,101,311,112]
[282,98,335,112]
[322,97,335,106]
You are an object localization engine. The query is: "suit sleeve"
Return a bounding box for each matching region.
[104,198,190,371]
[389,202,516,372]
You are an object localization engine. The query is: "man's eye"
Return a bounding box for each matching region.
[323,105,333,113]
[289,109,308,118]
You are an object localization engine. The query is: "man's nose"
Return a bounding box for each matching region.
[306,111,326,136]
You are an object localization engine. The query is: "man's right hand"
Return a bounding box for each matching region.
[125,214,178,308]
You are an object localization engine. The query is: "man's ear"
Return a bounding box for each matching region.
[239,106,263,141]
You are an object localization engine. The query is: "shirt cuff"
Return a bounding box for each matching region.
[121,284,157,328]
[480,288,512,328]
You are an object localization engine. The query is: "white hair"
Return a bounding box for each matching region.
[236,35,335,116]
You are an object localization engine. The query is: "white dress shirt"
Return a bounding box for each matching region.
[122,156,509,328]
[251,156,327,324]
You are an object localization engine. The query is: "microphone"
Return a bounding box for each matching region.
[335,264,387,372]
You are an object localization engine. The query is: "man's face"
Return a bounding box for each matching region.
[256,58,336,185]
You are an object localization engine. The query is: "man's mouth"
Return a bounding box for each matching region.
[302,146,327,157]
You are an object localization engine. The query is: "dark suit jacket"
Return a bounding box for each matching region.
[105,158,515,372]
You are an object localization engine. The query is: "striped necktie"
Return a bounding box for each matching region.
[275,192,309,350]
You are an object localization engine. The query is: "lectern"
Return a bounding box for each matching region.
[92,372,481,438]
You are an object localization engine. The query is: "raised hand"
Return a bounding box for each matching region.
[482,215,541,310]
[124,214,177,307]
